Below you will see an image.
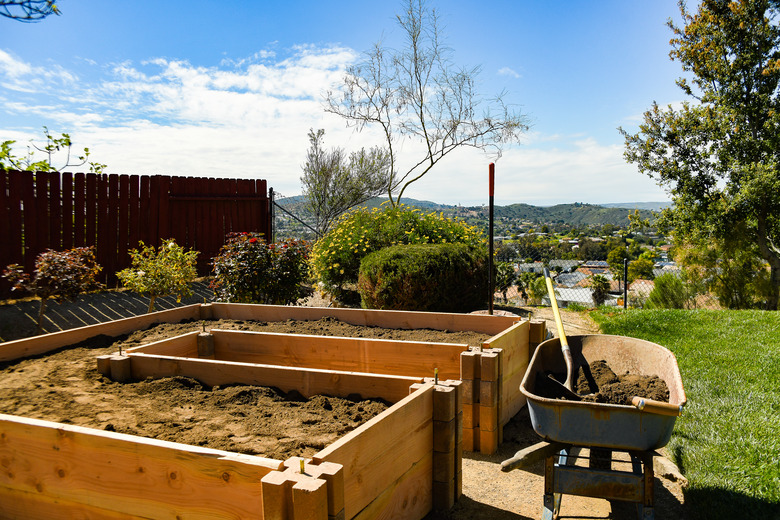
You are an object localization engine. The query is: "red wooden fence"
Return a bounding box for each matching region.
[0,170,272,298]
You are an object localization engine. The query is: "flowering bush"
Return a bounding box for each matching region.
[211,233,311,305]
[311,205,485,303]
[116,239,199,313]
[3,247,102,333]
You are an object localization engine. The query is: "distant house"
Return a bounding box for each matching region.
[555,271,588,288]
[516,262,545,274]
[542,287,619,308]
[549,259,582,273]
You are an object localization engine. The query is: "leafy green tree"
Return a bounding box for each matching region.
[589,274,610,307]
[325,0,528,206]
[3,247,102,333]
[628,256,655,282]
[621,0,780,309]
[494,262,517,303]
[300,129,391,237]
[607,247,628,282]
[1,127,105,173]
[646,273,690,310]
[117,239,199,313]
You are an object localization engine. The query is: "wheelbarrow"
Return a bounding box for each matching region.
[504,334,687,520]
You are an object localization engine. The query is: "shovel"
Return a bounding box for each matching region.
[543,267,575,393]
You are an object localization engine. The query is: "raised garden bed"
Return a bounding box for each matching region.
[0,303,544,519]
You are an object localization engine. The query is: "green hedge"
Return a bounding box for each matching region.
[357,243,490,313]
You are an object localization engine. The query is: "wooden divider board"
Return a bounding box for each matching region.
[125,331,199,357]
[127,353,423,403]
[209,303,519,335]
[483,320,531,426]
[0,414,283,520]
[313,385,434,520]
[207,329,466,380]
[0,304,201,363]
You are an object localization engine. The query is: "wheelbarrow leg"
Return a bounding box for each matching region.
[542,448,569,520]
[631,451,655,520]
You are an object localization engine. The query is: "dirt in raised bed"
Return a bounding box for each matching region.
[0,317,491,460]
[536,359,670,405]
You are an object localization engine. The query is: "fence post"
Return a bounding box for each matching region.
[623,258,628,309]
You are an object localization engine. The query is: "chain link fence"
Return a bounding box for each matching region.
[493,246,722,311]
[269,196,724,311]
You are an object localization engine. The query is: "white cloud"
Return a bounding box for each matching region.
[1,45,668,206]
[497,66,520,79]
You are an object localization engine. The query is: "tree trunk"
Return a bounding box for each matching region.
[147,295,156,314]
[769,264,780,311]
[36,297,48,335]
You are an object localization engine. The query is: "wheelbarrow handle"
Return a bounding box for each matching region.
[631,396,683,416]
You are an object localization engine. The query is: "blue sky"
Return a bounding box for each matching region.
[0,0,686,206]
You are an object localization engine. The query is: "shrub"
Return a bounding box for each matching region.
[311,205,484,303]
[589,274,611,307]
[116,239,200,313]
[495,262,517,303]
[211,233,310,305]
[357,243,490,313]
[646,273,689,309]
[3,247,102,333]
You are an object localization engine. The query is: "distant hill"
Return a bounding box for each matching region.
[600,201,671,212]
[275,196,662,227]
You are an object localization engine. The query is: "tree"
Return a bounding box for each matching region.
[3,247,102,333]
[589,274,611,307]
[621,0,780,309]
[116,239,200,313]
[325,0,528,207]
[300,129,391,237]
[494,262,517,303]
[0,0,58,22]
[1,127,106,173]
[607,247,628,282]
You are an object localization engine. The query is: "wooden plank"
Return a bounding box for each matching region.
[7,171,24,267]
[34,170,49,257]
[73,172,85,247]
[97,174,110,284]
[313,385,433,519]
[129,354,423,403]
[19,170,36,273]
[210,303,520,335]
[61,172,73,250]
[85,172,97,248]
[350,452,432,520]
[125,331,199,357]
[48,171,61,250]
[0,171,11,278]
[170,176,188,247]
[0,305,201,363]
[118,174,130,270]
[106,174,120,284]
[157,175,171,240]
[0,487,135,520]
[0,414,281,520]
[211,329,465,380]
[139,175,151,245]
[488,321,531,426]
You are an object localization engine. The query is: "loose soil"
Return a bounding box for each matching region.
[0,309,687,519]
[535,359,670,405]
[0,317,491,460]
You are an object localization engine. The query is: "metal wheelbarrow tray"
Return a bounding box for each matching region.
[520,334,687,451]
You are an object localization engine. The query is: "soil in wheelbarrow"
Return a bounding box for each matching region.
[0,317,491,460]
[537,359,670,405]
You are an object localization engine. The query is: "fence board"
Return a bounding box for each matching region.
[118,175,129,263]
[48,172,61,250]
[20,172,36,274]
[128,175,140,251]
[74,172,85,247]
[61,172,73,250]
[0,171,272,298]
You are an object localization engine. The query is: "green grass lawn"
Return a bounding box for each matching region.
[590,309,780,520]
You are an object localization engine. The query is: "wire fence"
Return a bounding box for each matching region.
[269,197,723,311]
[493,257,722,311]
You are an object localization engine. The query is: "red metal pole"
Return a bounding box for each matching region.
[489,163,495,315]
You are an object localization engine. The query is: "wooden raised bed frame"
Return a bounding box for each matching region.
[0,303,547,520]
